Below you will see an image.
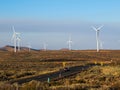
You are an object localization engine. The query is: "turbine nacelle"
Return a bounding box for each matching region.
[92,25,104,32]
[67,34,72,44]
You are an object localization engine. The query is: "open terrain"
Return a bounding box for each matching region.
[0,48,119,90]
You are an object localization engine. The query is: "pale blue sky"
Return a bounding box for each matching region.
[0,0,120,49]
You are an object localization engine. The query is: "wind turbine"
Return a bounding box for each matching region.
[67,34,73,50]
[16,36,21,51]
[27,43,31,52]
[92,25,104,52]
[11,26,20,52]
[43,43,47,51]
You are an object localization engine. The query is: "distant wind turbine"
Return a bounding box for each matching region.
[11,26,21,52]
[27,43,31,52]
[92,25,104,52]
[16,36,21,51]
[67,34,73,50]
[43,43,47,51]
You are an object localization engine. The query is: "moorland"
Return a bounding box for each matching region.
[0,48,120,90]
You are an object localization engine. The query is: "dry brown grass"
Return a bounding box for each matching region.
[101,66,120,76]
[0,50,119,89]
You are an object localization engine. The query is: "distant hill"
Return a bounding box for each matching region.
[0,45,39,52]
[60,48,69,51]
[0,45,14,51]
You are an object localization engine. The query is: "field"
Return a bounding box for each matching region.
[0,50,120,90]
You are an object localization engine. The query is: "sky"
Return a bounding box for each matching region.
[0,0,120,50]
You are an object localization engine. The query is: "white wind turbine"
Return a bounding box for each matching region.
[16,36,21,51]
[43,43,47,51]
[67,34,73,50]
[11,26,20,52]
[27,43,31,52]
[92,25,104,52]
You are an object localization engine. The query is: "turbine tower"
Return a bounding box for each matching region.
[43,43,47,51]
[92,25,103,52]
[16,36,21,51]
[67,34,73,50]
[11,26,20,52]
[28,43,31,52]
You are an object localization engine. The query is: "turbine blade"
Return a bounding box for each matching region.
[97,25,104,30]
[91,26,97,31]
[11,33,15,41]
[11,26,16,41]
[12,26,16,33]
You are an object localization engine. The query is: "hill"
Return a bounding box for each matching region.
[0,45,38,52]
